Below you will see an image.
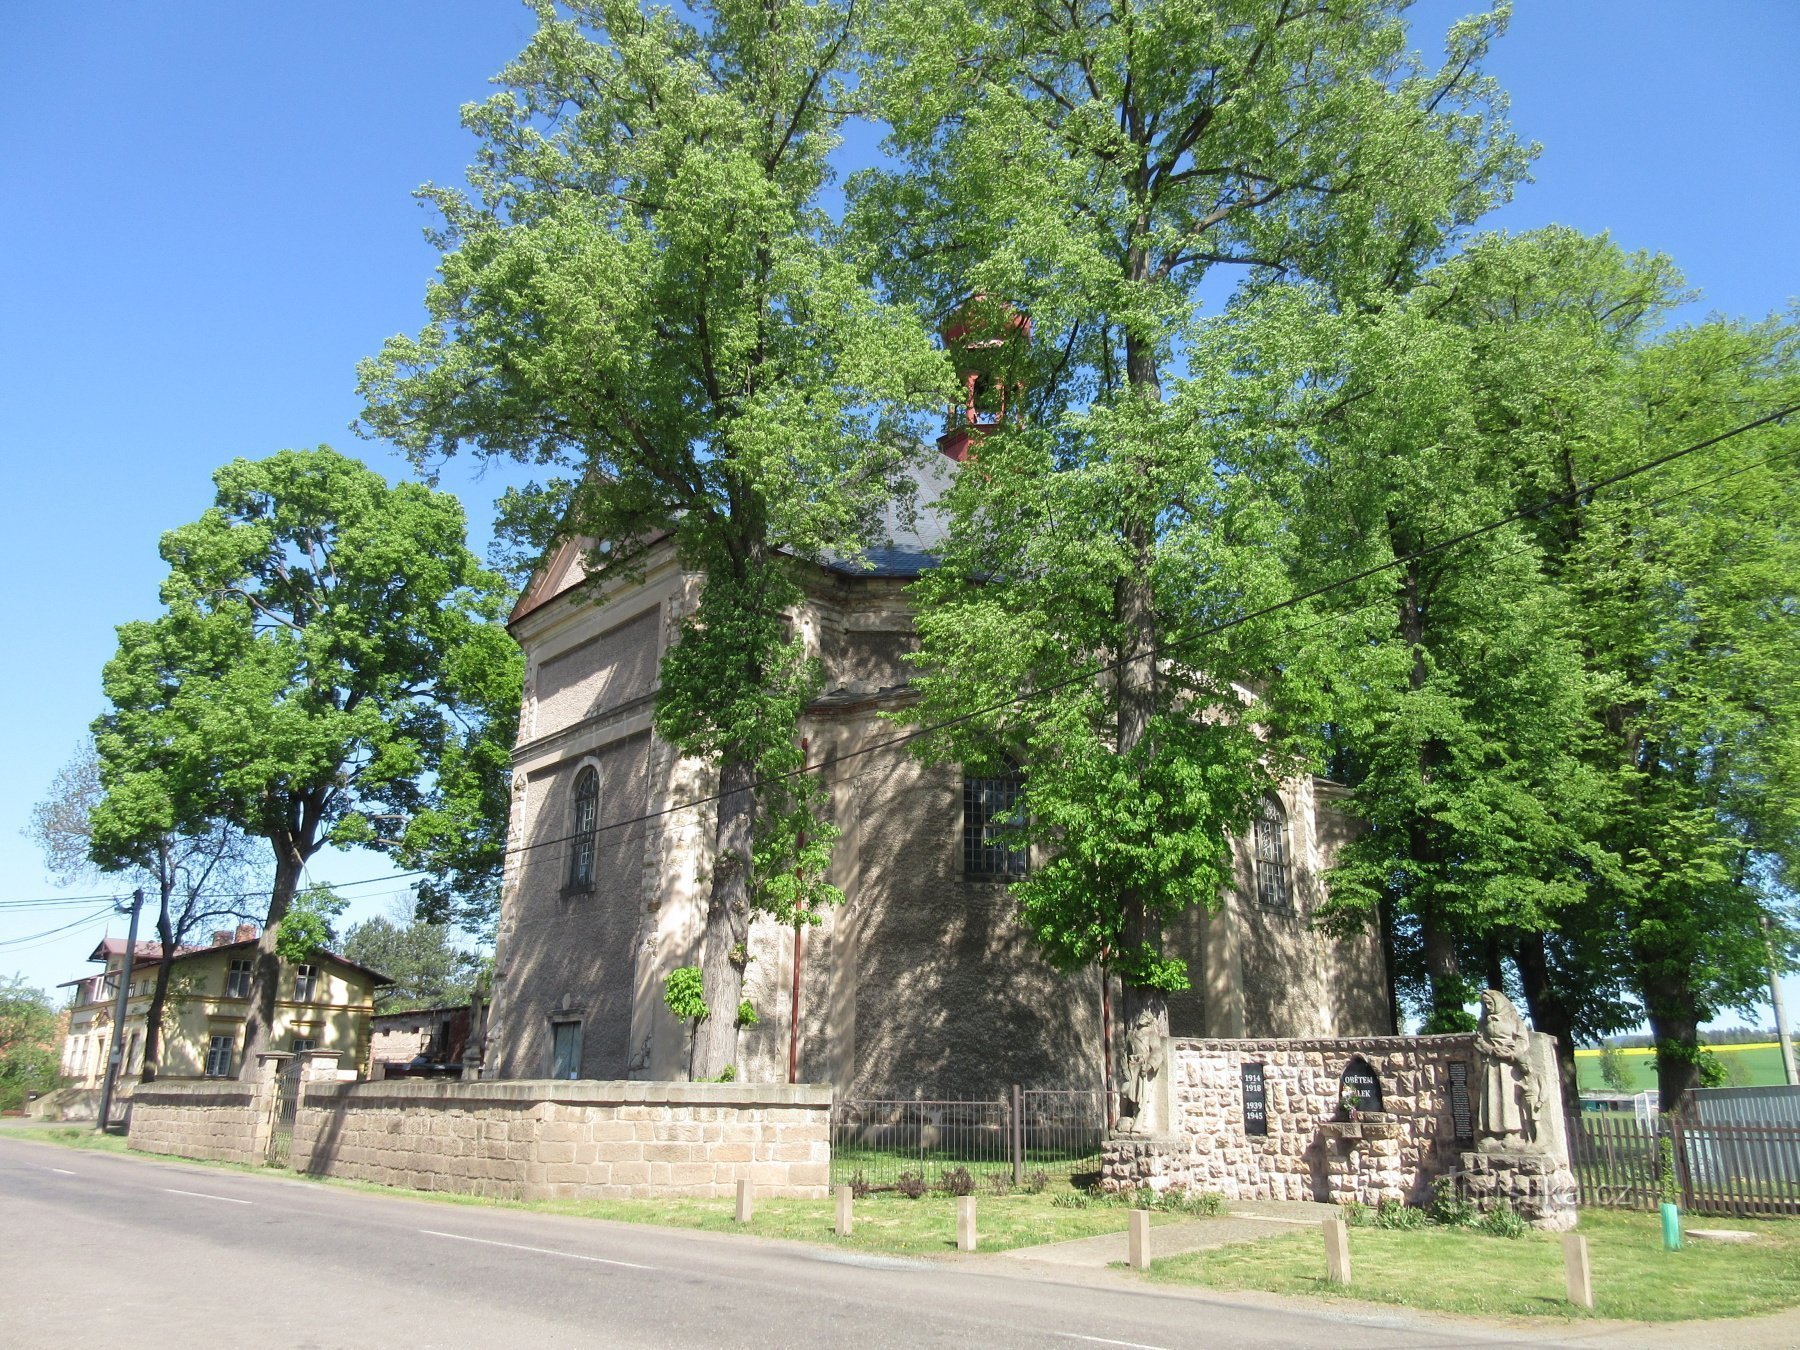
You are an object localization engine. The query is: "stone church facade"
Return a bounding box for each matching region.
[481,459,1391,1100]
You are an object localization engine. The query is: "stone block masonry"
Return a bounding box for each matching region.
[291,1080,832,1201]
[1102,1035,1482,1207]
[1099,1032,1575,1229]
[128,1081,271,1167]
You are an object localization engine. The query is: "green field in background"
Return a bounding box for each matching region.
[1574,1042,1789,1093]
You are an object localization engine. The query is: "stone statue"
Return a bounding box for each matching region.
[1472,989,1541,1150]
[1116,1011,1162,1135]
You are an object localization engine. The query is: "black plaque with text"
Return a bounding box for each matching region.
[1449,1061,1473,1142]
[1339,1056,1384,1113]
[1241,1062,1268,1136]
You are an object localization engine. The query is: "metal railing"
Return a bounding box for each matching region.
[831,1087,1104,1190]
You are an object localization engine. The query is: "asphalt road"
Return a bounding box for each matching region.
[0,1139,1746,1349]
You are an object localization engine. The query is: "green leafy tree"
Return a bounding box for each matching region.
[30,738,263,1081]
[1225,234,1623,1038]
[92,448,517,1079]
[274,885,349,964]
[0,976,60,1111]
[852,0,1530,1109]
[1549,309,1800,1110]
[358,0,946,1078]
[1598,1042,1633,1093]
[341,913,482,1011]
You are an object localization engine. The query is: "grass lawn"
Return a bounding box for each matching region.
[1144,1207,1800,1321]
[0,1121,1158,1256]
[1575,1043,1789,1093]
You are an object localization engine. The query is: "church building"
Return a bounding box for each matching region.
[480,305,1390,1099]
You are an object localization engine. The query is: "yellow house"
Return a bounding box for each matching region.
[60,925,388,1085]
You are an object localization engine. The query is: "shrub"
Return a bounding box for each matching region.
[895,1171,926,1200]
[1023,1169,1050,1195]
[848,1170,872,1200]
[1427,1175,1476,1228]
[1051,1192,1091,1210]
[985,1172,1014,1197]
[1478,1198,1527,1240]
[1340,1198,1369,1228]
[938,1166,976,1197]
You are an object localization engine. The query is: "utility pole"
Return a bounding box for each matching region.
[1765,916,1797,1087]
[95,889,144,1133]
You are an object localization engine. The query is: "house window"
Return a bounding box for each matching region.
[567,767,599,892]
[1253,795,1293,913]
[550,1020,582,1080]
[225,958,254,998]
[294,964,319,1002]
[964,760,1027,878]
[291,1037,316,1054]
[126,1031,141,1073]
[205,1033,235,1078]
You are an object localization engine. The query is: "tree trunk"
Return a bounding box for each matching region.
[1515,930,1578,1107]
[140,866,177,1083]
[1420,911,1467,1032]
[1113,320,1169,1127]
[1643,976,1702,1114]
[237,845,304,1080]
[691,752,757,1080]
[1377,895,1401,1035]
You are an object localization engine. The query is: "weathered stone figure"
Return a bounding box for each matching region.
[1116,1011,1162,1135]
[1472,989,1541,1150]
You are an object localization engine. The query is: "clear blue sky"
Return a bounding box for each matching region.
[2,3,1796,1030]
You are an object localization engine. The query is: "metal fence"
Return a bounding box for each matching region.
[1565,1107,1800,1216]
[831,1088,1105,1190]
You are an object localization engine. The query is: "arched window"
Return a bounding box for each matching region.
[964,759,1027,878]
[567,767,599,892]
[1253,795,1293,913]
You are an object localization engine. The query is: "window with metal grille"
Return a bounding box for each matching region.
[225,958,253,999]
[291,1036,316,1054]
[567,767,599,892]
[1253,795,1293,913]
[964,760,1027,878]
[205,1033,235,1078]
[293,963,319,1002]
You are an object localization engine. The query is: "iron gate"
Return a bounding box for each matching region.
[266,1055,302,1167]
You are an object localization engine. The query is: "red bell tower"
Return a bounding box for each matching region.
[937,294,1032,462]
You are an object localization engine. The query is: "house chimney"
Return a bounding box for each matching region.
[211,931,231,947]
[235,923,260,943]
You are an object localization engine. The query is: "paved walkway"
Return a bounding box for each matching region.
[1003,1199,1336,1268]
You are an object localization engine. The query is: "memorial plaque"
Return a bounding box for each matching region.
[1241,1062,1268,1136]
[1338,1056,1384,1113]
[1449,1061,1473,1142]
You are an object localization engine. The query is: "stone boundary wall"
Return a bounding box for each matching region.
[292,1080,832,1201]
[1104,1034,1482,1205]
[128,1080,270,1167]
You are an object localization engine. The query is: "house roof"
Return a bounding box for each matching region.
[73,936,392,987]
[509,454,959,623]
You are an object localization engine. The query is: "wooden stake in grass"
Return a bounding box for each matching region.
[1563,1232,1594,1310]
[957,1196,977,1252]
[1128,1209,1151,1271]
[735,1178,753,1224]
[835,1184,853,1237]
[1322,1217,1351,1286]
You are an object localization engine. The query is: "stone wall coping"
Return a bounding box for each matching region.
[303,1078,834,1109]
[1172,1034,1477,1054]
[132,1081,258,1106]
